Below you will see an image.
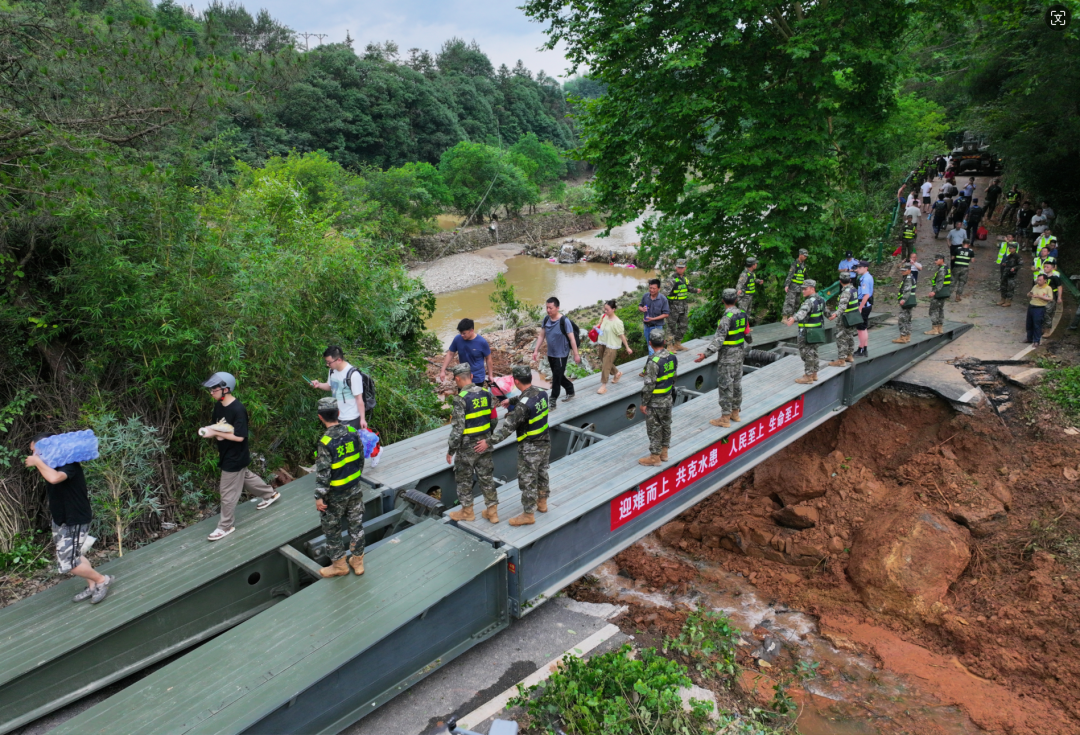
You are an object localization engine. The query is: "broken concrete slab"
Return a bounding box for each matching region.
[997,364,1046,387]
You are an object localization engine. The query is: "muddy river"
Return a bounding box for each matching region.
[426,255,655,343]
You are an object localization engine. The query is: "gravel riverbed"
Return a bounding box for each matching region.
[410,243,522,294]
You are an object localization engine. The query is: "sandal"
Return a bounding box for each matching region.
[207,527,235,542]
[257,492,281,510]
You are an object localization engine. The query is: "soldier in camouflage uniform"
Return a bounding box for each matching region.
[951,239,974,302]
[445,363,500,524]
[781,249,810,318]
[783,280,834,384]
[665,258,701,351]
[736,257,763,319]
[314,396,365,578]
[695,289,746,429]
[475,365,550,527]
[892,262,917,344]
[925,254,951,335]
[998,242,1021,307]
[639,330,676,466]
[829,271,858,366]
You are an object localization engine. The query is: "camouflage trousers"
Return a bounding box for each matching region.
[454,445,497,509]
[781,289,799,318]
[898,307,913,337]
[953,266,969,298]
[835,324,856,359]
[518,439,550,515]
[929,297,946,326]
[717,360,743,414]
[1000,273,1016,299]
[645,401,672,455]
[320,490,365,562]
[901,239,915,261]
[1045,300,1058,330]
[796,334,819,375]
[737,296,753,320]
[669,303,689,342]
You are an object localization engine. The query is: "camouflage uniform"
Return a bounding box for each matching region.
[791,293,833,375]
[641,347,675,455]
[664,272,694,343]
[702,307,745,415]
[781,258,808,318]
[928,264,950,326]
[834,283,858,360]
[952,246,973,298]
[448,381,498,510]
[1000,252,1020,300]
[489,384,550,515]
[897,274,916,337]
[315,422,365,562]
[735,268,758,315]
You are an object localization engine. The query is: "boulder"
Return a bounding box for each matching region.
[947,493,1007,538]
[721,522,828,567]
[772,505,819,529]
[658,521,686,546]
[755,454,829,504]
[988,481,1012,510]
[847,504,971,621]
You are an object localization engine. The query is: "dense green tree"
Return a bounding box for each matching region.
[510,132,566,189]
[439,141,538,221]
[563,74,607,100]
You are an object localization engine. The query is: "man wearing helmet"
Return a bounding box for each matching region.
[201,372,281,542]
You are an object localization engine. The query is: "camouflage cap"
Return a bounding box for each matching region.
[934,253,946,260]
[1008,241,1019,249]
[839,271,852,280]
[802,279,817,289]
[899,262,912,271]
[317,396,338,412]
[722,287,738,300]
[648,328,666,345]
[511,365,532,380]
[745,257,758,266]
[450,363,472,377]
[675,258,688,268]
[798,248,809,256]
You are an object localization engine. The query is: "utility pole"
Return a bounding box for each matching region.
[297,32,328,51]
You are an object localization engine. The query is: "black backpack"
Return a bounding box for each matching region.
[344,366,377,412]
[546,315,582,349]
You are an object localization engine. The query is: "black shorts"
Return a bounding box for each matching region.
[857,301,873,331]
[922,196,931,204]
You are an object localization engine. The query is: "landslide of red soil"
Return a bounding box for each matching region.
[612,545,698,592]
[658,389,1080,735]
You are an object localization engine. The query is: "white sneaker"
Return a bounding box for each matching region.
[207,527,235,542]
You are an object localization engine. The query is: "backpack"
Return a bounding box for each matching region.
[344,366,376,412]
[546,315,583,349]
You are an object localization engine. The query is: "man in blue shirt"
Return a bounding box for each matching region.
[854,261,875,358]
[438,319,492,385]
[838,251,859,275]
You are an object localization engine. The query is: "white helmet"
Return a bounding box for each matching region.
[201,372,236,392]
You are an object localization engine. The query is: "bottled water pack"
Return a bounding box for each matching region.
[36,430,99,468]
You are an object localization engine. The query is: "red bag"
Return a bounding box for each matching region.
[588,314,604,343]
[977,225,988,241]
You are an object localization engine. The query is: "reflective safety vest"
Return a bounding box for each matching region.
[720,310,747,346]
[320,426,362,490]
[742,270,756,295]
[842,286,860,313]
[797,296,825,329]
[1006,190,1020,204]
[996,241,1009,265]
[1043,270,1061,297]
[651,352,677,394]
[897,278,912,303]
[1036,234,1058,251]
[790,262,806,286]
[516,391,549,442]
[903,224,917,240]
[459,388,493,435]
[669,276,689,300]
[953,248,973,267]
[1033,257,1045,280]
[932,266,952,290]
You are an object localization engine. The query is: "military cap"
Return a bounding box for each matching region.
[675,258,688,268]
[1007,241,1019,249]
[317,396,338,412]
[511,365,532,380]
[838,270,852,280]
[450,363,472,377]
[745,257,758,266]
[899,262,912,271]
[648,328,666,344]
[934,253,945,260]
[802,279,817,289]
[722,287,738,300]
[798,248,809,256]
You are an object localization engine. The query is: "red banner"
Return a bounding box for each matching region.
[610,396,805,530]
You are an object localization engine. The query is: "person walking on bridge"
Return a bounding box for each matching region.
[696,289,746,429]
[736,257,763,320]
[313,397,365,578]
[665,259,700,351]
[475,366,550,527]
[892,263,917,344]
[830,271,859,364]
[925,254,952,335]
[952,239,974,302]
[638,279,670,358]
[782,249,810,318]
[638,330,676,466]
[998,242,1021,307]
[784,280,834,384]
[533,297,580,410]
[446,364,499,525]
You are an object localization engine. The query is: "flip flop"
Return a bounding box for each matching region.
[207,527,235,542]
[257,492,281,510]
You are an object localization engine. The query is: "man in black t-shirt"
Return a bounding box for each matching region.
[984,179,1002,221]
[26,434,113,604]
[201,372,280,541]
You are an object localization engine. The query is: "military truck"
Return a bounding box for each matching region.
[949,135,1004,176]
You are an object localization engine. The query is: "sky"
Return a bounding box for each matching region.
[194,0,574,80]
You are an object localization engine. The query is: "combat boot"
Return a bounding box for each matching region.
[638,454,662,466]
[481,505,499,523]
[923,325,942,335]
[811,372,819,382]
[349,554,365,576]
[892,335,910,344]
[660,447,669,461]
[846,355,855,363]
[795,374,814,384]
[508,513,535,526]
[1002,300,1012,308]
[537,498,548,513]
[954,295,961,302]
[828,359,847,367]
[709,415,731,428]
[448,505,475,522]
[319,557,350,578]
[729,410,741,422]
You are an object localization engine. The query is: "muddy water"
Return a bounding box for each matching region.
[426,255,655,343]
[550,211,651,252]
[588,537,981,735]
[436,214,463,230]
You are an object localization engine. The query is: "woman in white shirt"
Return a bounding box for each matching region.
[594,300,633,394]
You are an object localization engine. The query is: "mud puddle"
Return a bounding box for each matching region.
[590,536,981,735]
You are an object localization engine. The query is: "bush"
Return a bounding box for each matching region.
[489,273,544,329]
[0,530,51,575]
[664,609,741,685]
